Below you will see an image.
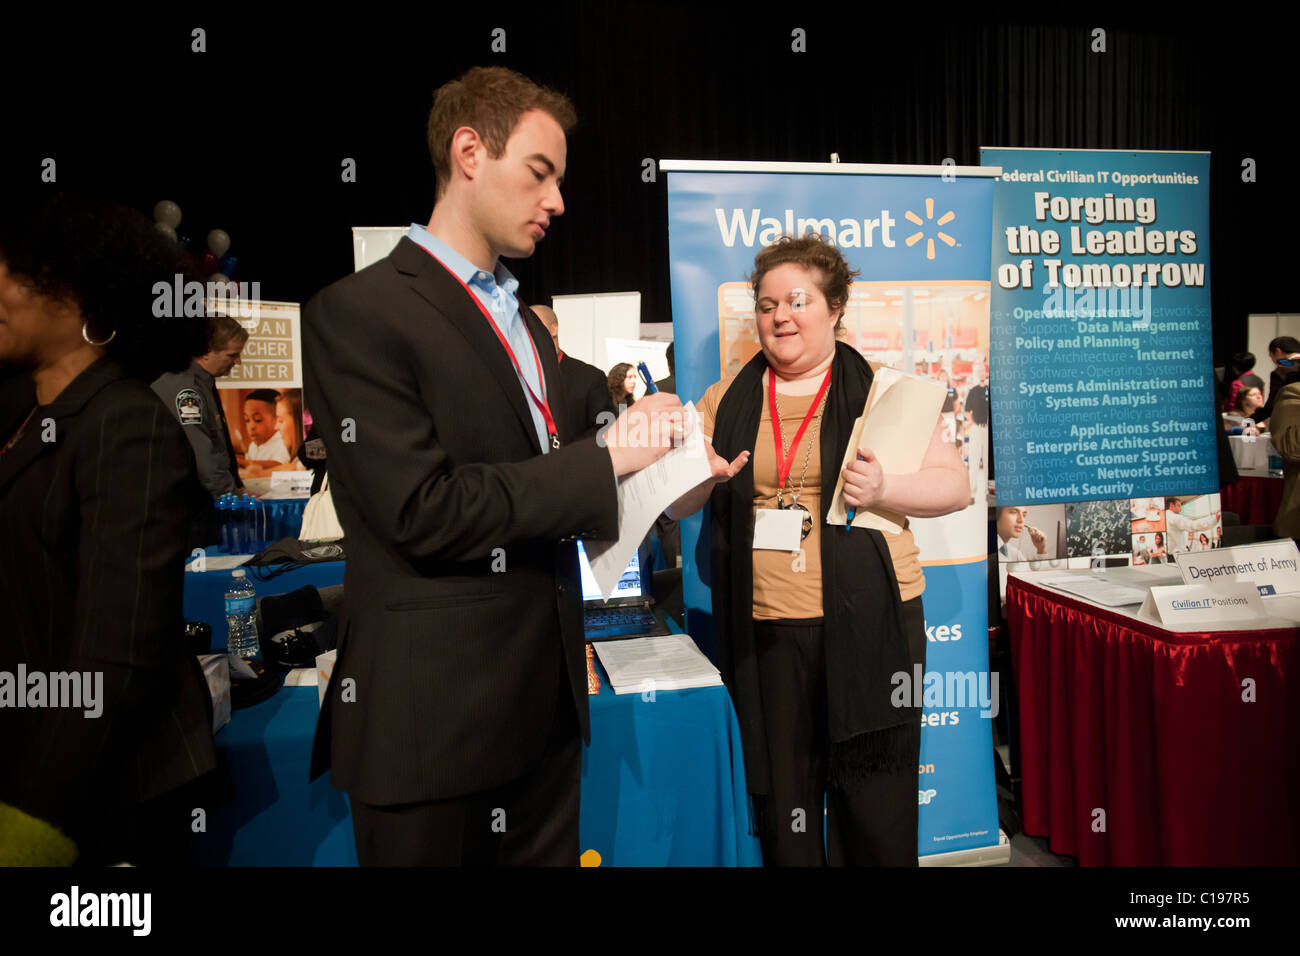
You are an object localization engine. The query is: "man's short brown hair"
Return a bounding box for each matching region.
[748,233,860,333]
[427,66,577,199]
[206,314,249,353]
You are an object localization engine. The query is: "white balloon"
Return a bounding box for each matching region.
[207,229,231,258]
[210,272,232,285]
[154,200,182,228]
[155,222,178,241]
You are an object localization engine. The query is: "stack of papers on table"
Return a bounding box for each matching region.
[592,634,722,695]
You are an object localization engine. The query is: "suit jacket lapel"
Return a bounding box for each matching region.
[392,237,542,454]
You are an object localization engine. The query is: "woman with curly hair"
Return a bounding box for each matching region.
[0,191,216,866]
[607,361,638,410]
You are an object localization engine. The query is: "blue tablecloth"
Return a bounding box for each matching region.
[184,565,760,866]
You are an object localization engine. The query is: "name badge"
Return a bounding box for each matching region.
[754,508,803,551]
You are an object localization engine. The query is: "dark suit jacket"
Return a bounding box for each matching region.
[1256,364,1300,422]
[0,358,217,846]
[303,237,619,806]
[557,352,615,440]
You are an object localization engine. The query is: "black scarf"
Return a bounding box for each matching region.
[708,341,920,811]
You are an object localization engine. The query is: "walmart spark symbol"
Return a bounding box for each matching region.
[904,198,957,260]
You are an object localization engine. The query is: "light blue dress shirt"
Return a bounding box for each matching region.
[407,223,552,453]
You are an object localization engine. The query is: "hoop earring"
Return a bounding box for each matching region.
[82,322,117,347]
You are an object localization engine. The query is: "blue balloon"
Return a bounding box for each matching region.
[219,255,238,278]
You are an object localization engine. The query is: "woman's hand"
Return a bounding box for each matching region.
[841,449,885,509]
[706,439,749,484]
[665,439,749,520]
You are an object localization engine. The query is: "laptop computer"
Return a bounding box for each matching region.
[578,538,671,641]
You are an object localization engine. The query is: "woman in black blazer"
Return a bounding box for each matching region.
[0,193,216,866]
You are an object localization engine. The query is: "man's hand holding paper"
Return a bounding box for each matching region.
[586,402,716,598]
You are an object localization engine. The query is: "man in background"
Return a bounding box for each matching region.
[152,314,249,499]
[1253,336,1300,424]
[533,303,614,441]
[655,342,675,395]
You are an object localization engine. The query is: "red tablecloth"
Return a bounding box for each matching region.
[1220,476,1282,527]
[1007,574,1299,866]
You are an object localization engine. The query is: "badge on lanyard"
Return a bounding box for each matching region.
[752,368,831,552]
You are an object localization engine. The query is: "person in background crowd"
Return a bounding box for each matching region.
[1221,350,1265,412]
[655,342,676,395]
[240,388,290,465]
[667,233,967,866]
[608,361,637,409]
[1197,531,1211,551]
[1132,535,1149,566]
[965,371,989,500]
[297,417,329,495]
[152,313,250,499]
[533,304,614,440]
[651,339,681,569]
[1267,381,1300,540]
[1224,385,1266,431]
[1253,336,1300,424]
[997,505,1048,562]
[1166,497,1219,554]
[0,191,217,866]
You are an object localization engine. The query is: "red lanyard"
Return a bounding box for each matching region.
[768,367,832,491]
[420,247,560,449]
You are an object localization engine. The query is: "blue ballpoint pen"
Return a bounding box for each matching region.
[637,361,658,394]
[845,453,863,524]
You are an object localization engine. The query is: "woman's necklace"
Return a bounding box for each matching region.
[772,388,826,541]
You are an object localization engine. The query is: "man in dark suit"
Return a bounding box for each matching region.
[303,66,682,865]
[655,341,676,396]
[532,303,615,440]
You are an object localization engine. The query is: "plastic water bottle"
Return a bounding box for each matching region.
[218,494,234,553]
[225,568,260,659]
[226,495,242,554]
[242,495,259,553]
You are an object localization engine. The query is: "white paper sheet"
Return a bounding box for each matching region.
[1039,575,1149,606]
[592,633,722,695]
[826,367,947,533]
[584,403,711,599]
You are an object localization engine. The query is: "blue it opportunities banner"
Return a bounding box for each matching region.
[982,148,1216,504]
[666,168,1000,860]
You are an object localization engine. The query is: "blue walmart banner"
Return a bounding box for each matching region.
[981,148,1216,504]
[664,164,1000,860]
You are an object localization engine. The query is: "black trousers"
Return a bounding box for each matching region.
[350,653,581,867]
[752,597,926,867]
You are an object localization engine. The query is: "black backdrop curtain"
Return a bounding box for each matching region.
[2,7,1289,364]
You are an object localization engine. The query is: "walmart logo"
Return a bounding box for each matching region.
[904,199,957,260]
